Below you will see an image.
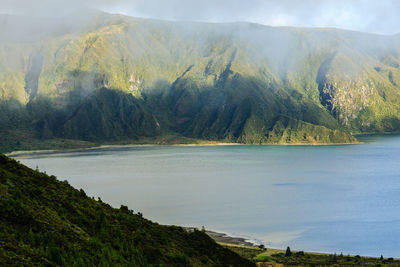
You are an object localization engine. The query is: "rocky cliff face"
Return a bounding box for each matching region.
[1,12,400,148]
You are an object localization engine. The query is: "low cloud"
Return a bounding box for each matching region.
[0,0,399,34]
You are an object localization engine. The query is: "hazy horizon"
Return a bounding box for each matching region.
[0,0,399,35]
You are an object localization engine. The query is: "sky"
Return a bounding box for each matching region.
[0,0,399,35]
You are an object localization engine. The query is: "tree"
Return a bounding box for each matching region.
[285,246,292,256]
[47,243,63,265]
[332,253,337,263]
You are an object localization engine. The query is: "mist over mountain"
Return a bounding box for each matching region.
[1,11,400,151]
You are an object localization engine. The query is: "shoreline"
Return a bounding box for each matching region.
[12,132,400,157]
[10,131,396,157]
[5,142,243,158]
[8,130,400,157]
[200,228,400,260]
[6,140,365,158]
[184,227,257,247]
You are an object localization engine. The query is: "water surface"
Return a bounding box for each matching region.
[16,135,400,257]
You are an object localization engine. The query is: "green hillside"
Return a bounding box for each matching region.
[2,11,400,150]
[0,153,254,266]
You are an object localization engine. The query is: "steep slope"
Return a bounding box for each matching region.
[0,154,255,266]
[60,88,161,141]
[2,12,400,150]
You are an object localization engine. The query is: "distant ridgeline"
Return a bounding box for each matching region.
[2,11,400,151]
[0,154,255,266]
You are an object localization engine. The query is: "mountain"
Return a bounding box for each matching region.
[0,153,255,266]
[2,11,400,151]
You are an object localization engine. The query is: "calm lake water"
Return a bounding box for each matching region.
[15,135,400,257]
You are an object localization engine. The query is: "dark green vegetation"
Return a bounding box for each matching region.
[222,244,400,266]
[3,11,400,151]
[0,154,255,266]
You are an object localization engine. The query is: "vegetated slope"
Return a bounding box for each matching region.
[2,12,400,150]
[0,154,255,266]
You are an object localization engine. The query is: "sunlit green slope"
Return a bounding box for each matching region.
[2,11,400,149]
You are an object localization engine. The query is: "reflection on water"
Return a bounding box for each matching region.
[16,135,400,257]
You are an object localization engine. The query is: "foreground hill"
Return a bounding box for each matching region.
[2,11,400,150]
[0,154,254,266]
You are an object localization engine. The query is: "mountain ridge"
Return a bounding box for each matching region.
[1,11,400,151]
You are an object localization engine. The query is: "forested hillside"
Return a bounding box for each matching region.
[0,154,254,266]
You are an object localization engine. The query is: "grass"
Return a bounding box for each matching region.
[220,243,400,266]
[0,129,97,154]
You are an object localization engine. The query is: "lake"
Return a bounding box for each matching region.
[14,134,400,257]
